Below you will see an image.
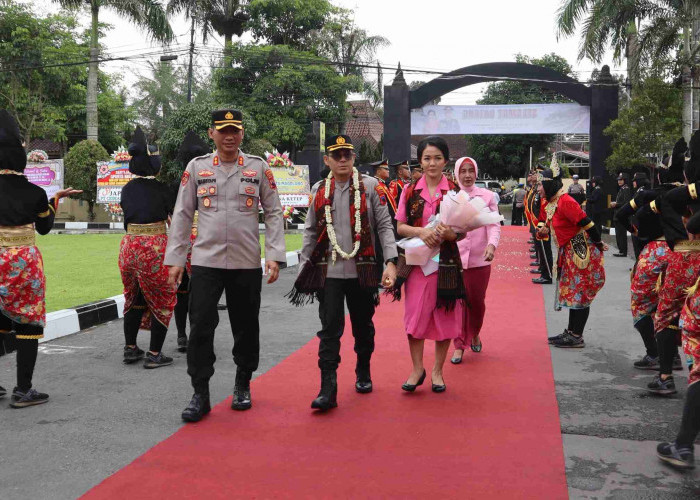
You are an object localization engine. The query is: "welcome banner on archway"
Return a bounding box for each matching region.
[411,103,590,135]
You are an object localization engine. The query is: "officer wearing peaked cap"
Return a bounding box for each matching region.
[289,134,397,411]
[165,109,285,422]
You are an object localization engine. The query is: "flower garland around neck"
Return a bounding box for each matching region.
[325,167,361,264]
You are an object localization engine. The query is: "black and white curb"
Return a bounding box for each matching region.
[42,251,301,344]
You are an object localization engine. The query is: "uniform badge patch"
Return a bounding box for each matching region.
[375,185,387,205]
[245,186,255,195]
[198,169,215,177]
[202,197,211,208]
[242,170,257,178]
[246,197,254,208]
[181,171,190,186]
[265,169,277,190]
[197,187,207,196]
[208,186,216,195]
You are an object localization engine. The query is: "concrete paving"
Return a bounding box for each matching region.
[0,268,316,500]
[2,241,700,499]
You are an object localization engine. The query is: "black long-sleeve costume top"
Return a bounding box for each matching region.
[0,174,57,234]
[650,184,698,250]
[119,178,174,231]
[586,185,605,215]
[615,189,665,241]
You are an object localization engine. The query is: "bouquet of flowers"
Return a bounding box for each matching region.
[265,149,293,169]
[27,149,48,162]
[113,146,131,163]
[397,190,503,267]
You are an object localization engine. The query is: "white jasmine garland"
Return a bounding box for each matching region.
[325,167,362,264]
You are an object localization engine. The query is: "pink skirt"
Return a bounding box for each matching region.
[403,267,462,341]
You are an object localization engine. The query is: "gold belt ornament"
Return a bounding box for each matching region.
[127,221,167,235]
[0,224,36,247]
[674,240,700,252]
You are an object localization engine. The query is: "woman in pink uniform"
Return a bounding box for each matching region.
[451,157,501,363]
[393,136,465,393]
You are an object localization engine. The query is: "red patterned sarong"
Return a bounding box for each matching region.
[119,234,176,328]
[654,250,700,332]
[680,280,700,385]
[556,236,605,309]
[0,245,46,337]
[630,240,670,324]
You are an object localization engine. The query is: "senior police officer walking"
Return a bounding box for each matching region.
[165,109,285,422]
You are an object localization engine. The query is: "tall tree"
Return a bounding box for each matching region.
[246,0,333,50]
[132,60,187,139]
[51,0,173,140]
[213,42,360,152]
[604,77,682,171]
[555,0,642,89]
[0,3,86,144]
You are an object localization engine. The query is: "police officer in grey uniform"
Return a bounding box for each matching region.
[165,109,285,422]
[289,135,398,411]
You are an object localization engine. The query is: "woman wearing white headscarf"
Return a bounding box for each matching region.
[450,157,501,364]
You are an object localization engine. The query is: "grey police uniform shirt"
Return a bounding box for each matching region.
[299,174,398,278]
[164,151,285,269]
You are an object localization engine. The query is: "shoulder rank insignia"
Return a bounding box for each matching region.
[265,169,277,190]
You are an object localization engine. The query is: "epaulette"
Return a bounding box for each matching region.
[191,152,213,163]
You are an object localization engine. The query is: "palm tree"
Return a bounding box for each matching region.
[52,1,173,141]
[133,60,186,138]
[555,0,642,90]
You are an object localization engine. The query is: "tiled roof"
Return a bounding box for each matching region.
[345,100,383,147]
[27,139,62,156]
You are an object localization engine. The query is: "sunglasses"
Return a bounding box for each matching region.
[329,150,354,160]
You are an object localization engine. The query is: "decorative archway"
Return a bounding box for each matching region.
[383,62,618,179]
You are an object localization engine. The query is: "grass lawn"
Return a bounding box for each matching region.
[38,233,304,312]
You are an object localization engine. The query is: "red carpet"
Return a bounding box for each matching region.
[83,227,568,499]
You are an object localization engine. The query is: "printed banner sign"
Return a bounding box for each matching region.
[25,160,64,200]
[96,161,135,204]
[411,103,590,135]
[269,165,311,207]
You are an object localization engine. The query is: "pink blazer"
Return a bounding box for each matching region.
[457,187,501,269]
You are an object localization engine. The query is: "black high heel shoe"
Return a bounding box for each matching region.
[431,378,446,393]
[402,370,426,392]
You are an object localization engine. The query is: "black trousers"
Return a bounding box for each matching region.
[591,213,604,236]
[316,278,376,372]
[535,238,553,280]
[511,206,523,226]
[0,315,40,391]
[187,266,262,394]
[174,270,190,338]
[614,220,628,256]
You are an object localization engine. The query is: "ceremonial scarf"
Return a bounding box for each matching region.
[388,178,467,311]
[287,175,379,306]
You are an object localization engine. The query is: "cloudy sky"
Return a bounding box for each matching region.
[33,0,625,105]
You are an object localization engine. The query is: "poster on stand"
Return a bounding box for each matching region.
[269,165,311,207]
[96,161,134,204]
[25,159,64,201]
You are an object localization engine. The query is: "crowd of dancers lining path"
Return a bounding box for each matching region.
[1,107,699,471]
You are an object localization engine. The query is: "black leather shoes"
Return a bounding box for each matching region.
[0,385,6,398]
[355,362,372,393]
[530,269,541,274]
[355,379,373,393]
[232,369,252,411]
[530,261,540,266]
[532,277,553,284]
[613,253,627,257]
[311,370,338,411]
[182,393,211,423]
[530,253,537,259]
[177,335,187,353]
[402,369,426,392]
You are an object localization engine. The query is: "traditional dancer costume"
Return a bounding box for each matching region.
[118,127,177,368]
[615,185,672,369]
[540,156,605,348]
[290,135,397,410]
[656,132,700,469]
[172,131,211,353]
[0,110,56,407]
